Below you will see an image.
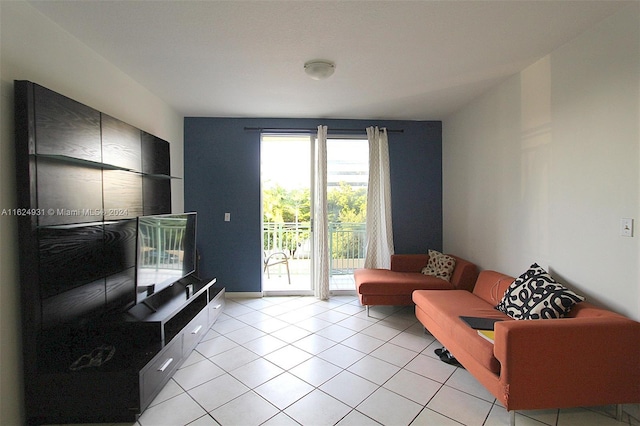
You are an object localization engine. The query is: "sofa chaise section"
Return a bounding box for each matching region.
[355,253,479,310]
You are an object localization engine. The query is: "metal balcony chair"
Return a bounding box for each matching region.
[263,251,291,284]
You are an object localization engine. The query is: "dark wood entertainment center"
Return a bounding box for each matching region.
[14,81,225,425]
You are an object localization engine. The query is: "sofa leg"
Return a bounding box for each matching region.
[366,305,370,317]
[508,410,515,426]
[615,404,623,421]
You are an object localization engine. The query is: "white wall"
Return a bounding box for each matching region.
[443,4,640,321]
[0,2,184,424]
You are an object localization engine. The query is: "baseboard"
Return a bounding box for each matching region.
[225,291,264,298]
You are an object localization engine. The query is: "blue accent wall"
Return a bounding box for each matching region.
[184,118,442,292]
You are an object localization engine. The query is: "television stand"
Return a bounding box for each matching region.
[141,299,158,313]
[26,275,225,425]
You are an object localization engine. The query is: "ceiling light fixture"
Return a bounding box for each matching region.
[304,60,336,80]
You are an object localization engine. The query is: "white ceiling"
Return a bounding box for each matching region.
[29,0,629,120]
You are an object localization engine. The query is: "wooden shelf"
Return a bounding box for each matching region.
[33,153,181,179]
[125,277,217,343]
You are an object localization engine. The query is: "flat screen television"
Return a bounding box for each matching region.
[135,212,197,304]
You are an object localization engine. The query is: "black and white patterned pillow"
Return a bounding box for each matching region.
[495,263,584,320]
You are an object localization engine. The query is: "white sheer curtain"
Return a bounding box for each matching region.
[364,126,394,268]
[313,125,330,300]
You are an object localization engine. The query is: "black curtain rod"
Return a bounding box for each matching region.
[244,127,403,134]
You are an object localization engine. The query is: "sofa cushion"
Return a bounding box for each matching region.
[355,268,454,296]
[471,270,515,305]
[421,249,456,282]
[391,254,430,272]
[495,263,584,320]
[413,289,510,374]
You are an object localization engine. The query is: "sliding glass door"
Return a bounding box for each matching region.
[261,134,314,294]
[261,133,368,295]
[326,138,368,292]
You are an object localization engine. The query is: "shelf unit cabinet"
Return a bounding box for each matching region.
[129,278,225,409]
[14,80,222,425]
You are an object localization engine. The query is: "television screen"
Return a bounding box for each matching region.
[135,212,196,304]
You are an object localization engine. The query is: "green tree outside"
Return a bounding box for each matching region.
[263,183,366,258]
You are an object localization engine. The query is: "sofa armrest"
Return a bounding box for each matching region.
[493,317,640,409]
[449,256,479,292]
[390,254,430,272]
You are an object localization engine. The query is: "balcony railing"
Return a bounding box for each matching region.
[263,222,366,275]
[139,218,186,270]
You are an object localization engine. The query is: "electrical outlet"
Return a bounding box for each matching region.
[224,212,231,222]
[620,218,633,237]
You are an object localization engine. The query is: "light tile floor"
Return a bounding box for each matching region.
[55,295,638,426]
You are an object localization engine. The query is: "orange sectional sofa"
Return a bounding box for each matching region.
[354,253,479,311]
[413,270,640,425]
